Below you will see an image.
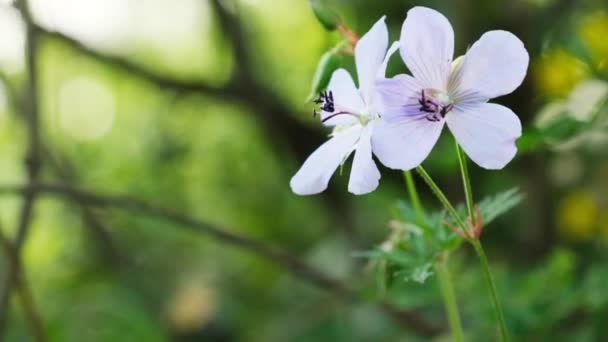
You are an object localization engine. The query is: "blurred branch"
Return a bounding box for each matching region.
[0,0,44,336]
[26,5,360,250]
[33,24,326,158]
[0,226,46,342]
[0,183,441,336]
[43,149,127,267]
[32,26,232,99]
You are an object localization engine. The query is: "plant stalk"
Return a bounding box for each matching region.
[436,257,464,342]
[472,240,508,341]
[416,164,508,341]
[403,171,464,341]
[455,143,475,226]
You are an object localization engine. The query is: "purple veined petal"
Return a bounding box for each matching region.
[355,16,388,104]
[446,102,522,170]
[371,112,445,171]
[322,68,364,126]
[290,125,362,195]
[400,6,454,90]
[449,30,529,101]
[375,74,423,120]
[348,124,381,195]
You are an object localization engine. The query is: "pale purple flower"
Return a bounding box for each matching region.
[375,7,529,170]
[290,17,399,195]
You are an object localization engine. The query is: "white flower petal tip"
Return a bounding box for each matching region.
[355,16,389,103]
[348,125,380,195]
[400,6,454,89]
[447,103,522,170]
[290,126,361,196]
[451,30,529,100]
[372,117,444,171]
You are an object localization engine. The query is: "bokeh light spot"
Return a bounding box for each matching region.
[534,49,588,98]
[557,190,598,241]
[58,77,115,141]
[0,5,25,74]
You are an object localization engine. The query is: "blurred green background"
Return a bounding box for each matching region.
[0,0,607,341]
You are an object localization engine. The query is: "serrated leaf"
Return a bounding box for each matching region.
[477,188,525,225]
[394,262,434,283]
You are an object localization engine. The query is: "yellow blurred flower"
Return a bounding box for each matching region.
[579,13,608,71]
[166,280,217,333]
[557,190,598,241]
[534,49,588,98]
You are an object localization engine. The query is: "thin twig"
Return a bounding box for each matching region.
[0,0,44,336]
[0,183,441,336]
[0,227,46,342]
[26,4,363,250]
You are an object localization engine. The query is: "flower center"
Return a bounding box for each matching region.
[314,90,335,114]
[314,91,375,126]
[419,89,454,122]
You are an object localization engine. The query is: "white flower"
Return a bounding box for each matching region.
[375,7,529,170]
[290,17,399,195]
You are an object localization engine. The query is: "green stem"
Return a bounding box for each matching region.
[472,240,508,341]
[456,143,475,225]
[415,166,467,232]
[416,165,508,340]
[436,256,464,342]
[403,171,424,223]
[403,170,464,341]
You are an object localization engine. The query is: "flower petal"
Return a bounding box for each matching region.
[290,125,362,195]
[355,16,388,104]
[379,41,401,79]
[375,74,423,120]
[372,113,444,170]
[450,30,529,101]
[446,103,522,170]
[348,124,380,195]
[322,69,364,126]
[400,6,454,89]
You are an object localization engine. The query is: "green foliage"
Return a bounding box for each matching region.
[307,51,340,101]
[309,0,341,31]
[477,188,526,226]
[358,188,524,287]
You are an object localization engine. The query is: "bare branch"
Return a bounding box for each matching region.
[0,227,46,342]
[0,183,441,336]
[0,0,44,336]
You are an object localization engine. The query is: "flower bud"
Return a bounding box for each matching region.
[307,51,340,102]
[310,0,340,31]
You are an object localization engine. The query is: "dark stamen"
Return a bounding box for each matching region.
[418,90,453,122]
[313,91,335,114]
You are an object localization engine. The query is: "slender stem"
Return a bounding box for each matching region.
[415,166,467,232]
[403,171,424,223]
[471,240,508,341]
[436,256,464,342]
[403,171,464,341]
[416,165,508,340]
[455,143,475,225]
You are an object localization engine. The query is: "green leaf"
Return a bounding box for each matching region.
[307,51,340,102]
[355,249,437,284]
[395,262,434,283]
[477,188,525,225]
[309,0,340,31]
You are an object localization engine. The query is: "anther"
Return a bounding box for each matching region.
[314,91,335,113]
[419,90,453,122]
